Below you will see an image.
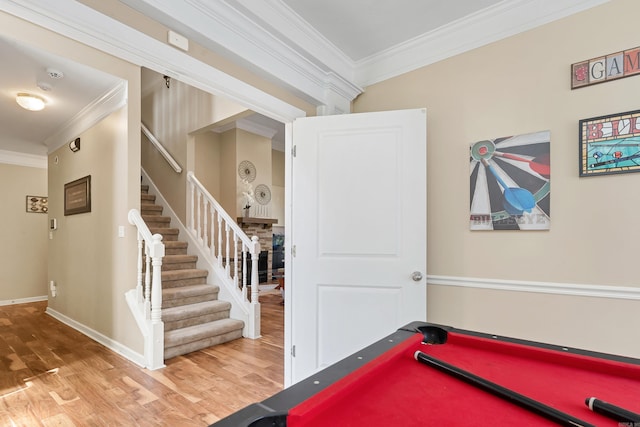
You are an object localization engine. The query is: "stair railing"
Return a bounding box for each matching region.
[141,122,182,173]
[186,171,262,338]
[126,208,165,370]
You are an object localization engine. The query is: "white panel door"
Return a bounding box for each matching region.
[289,108,427,383]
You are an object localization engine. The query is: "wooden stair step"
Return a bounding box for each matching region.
[163,300,232,331]
[164,318,244,359]
[162,284,219,308]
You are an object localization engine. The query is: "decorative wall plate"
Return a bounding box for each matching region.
[238,160,256,182]
[254,184,271,205]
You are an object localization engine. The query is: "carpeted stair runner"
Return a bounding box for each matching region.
[141,184,244,360]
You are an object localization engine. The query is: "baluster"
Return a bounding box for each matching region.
[214,205,220,259]
[225,222,230,277]
[203,200,209,249]
[233,233,238,288]
[196,190,202,244]
[144,247,151,319]
[250,236,260,304]
[136,232,143,303]
[217,216,223,268]
[188,180,195,232]
[242,246,247,300]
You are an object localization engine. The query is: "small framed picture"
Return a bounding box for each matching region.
[64,175,91,215]
[579,109,640,177]
[26,196,48,213]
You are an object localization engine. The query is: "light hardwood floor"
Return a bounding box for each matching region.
[0,292,284,426]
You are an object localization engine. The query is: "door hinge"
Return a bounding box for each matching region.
[291,345,296,357]
[292,145,297,157]
[292,245,296,257]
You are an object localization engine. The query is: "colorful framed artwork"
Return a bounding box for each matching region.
[470,131,550,231]
[579,109,640,176]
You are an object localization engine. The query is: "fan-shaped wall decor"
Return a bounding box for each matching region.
[238,160,256,182]
[254,184,271,205]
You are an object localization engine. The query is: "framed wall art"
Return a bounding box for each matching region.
[26,196,48,213]
[579,109,640,176]
[64,175,91,215]
[470,131,550,231]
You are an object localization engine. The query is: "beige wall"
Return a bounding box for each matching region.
[219,129,238,216]
[235,129,272,216]
[272,149,285,226]
[194,131,222,201]
[142,75,247,222]
[353,0,640,357]
[48,104,142,353]
[0,163,47,301]
[2,10,143,354]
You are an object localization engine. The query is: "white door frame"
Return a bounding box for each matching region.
[5,0,305,384]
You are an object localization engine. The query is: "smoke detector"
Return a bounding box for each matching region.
[46,68,64,79]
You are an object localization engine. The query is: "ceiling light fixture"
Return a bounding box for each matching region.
[16,93,45,111]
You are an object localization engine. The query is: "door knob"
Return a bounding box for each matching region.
[411,271,423,282]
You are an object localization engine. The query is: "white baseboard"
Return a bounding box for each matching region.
[46,307,146,368]
[0,295,48,306]
[427,275,640,300]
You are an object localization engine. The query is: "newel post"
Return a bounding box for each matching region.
[147,233,165,369]
[247,235,261,338]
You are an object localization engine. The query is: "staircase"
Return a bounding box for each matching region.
[140,184,244,359]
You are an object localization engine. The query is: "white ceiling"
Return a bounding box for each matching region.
[0,34,122,156]
[0,0,606,159]
[280,0,502,61]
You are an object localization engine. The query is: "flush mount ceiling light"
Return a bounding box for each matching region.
[16,93,45,111]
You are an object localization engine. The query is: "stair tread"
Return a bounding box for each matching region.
[150,228,179,241]
[163,283,219,297]
[162,300,231,318]
[164,254,198,262]
[139,186,244,358]
[165,318,244,343]
[162,269,208,280]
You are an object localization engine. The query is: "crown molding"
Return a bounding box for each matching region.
[120,0,362,114]
[355,0,610,86]
[45,81,127,153]
[234,0,355,84]
[0,149,47,168]
[0,0,305,124]
[212,118,278,140]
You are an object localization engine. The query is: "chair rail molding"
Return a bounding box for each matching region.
[427,275,640,300]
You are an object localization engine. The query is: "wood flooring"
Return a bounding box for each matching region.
[0,292,284,426]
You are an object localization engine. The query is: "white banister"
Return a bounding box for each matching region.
[186,171,262,338]
[126,208,166,370]
[141,122,183,174]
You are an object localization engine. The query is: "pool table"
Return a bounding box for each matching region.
[210,322,640,426]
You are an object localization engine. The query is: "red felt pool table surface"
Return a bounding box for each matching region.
[287,331,640,426]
